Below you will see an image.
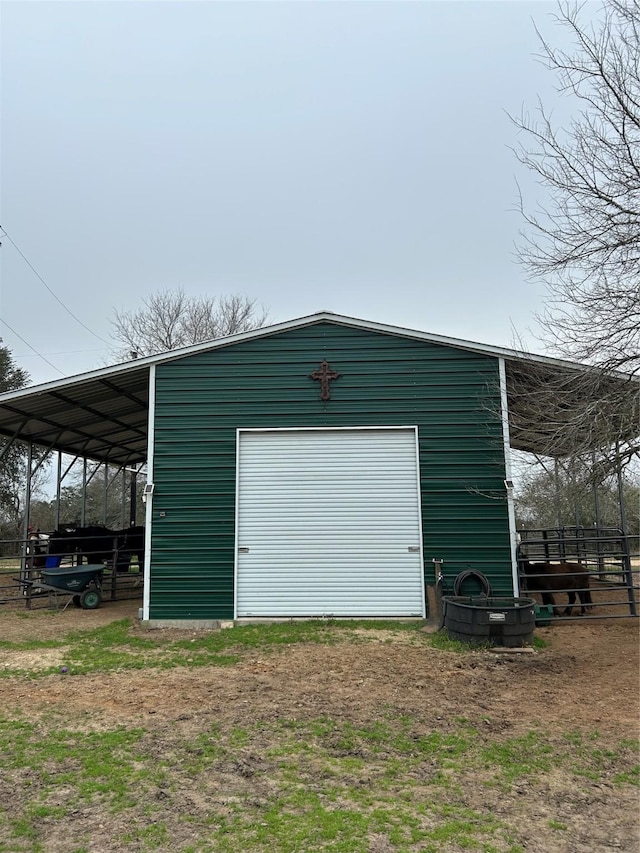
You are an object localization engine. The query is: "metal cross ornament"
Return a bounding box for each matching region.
[310,360,340,401]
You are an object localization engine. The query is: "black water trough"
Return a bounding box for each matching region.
[442,596,536,647]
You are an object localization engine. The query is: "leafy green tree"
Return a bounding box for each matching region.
[0,345,54,552]
[0,346,32,544]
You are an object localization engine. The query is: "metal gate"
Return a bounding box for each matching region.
[517,526,638,621]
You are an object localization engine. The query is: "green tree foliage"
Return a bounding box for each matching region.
[0,344,29,391]
[0,346,32,542]
[0,346,56,549]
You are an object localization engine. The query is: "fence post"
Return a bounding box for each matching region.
[20,443,34,600]
[616,455,637,617]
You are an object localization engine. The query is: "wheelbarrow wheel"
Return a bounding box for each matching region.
[80,589,102,610]
[72,595,82,608]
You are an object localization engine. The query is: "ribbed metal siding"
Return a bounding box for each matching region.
[150,323,513,620]
[236,428,424,617]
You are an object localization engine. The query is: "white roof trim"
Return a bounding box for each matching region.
[0,311,626,404]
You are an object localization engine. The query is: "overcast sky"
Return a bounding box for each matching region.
[1,0,586,386]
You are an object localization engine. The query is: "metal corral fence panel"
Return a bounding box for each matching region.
[0,535,143,611]
[517,527,638,621]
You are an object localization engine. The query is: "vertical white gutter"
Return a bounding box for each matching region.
[499,358,520,595]
[413,426,427,617]
[142,364,156,620]
[233,428,241,620]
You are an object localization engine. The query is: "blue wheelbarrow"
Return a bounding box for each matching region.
[18,563,104,610]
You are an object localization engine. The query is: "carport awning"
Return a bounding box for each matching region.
[0,313,637,465]
[0,364,151,466]
[504,358,639,460]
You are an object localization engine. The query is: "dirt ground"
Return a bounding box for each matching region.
[1,598,639,852]
[0,599,638,737]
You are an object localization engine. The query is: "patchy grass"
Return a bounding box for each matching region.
[0,618,438,678]
[1,616,550,679]
[426,629,484,652]
[0,616,638,852]
[0,708,636,853]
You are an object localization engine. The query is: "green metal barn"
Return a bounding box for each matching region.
[4,312,630,625]
[149,316,515,622]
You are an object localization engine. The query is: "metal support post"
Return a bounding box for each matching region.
[129,469,138,527]
[81,458,88,526]
[616,449,637,616]
[20,443,33,594]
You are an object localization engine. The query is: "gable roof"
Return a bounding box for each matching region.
[0,312,636,465]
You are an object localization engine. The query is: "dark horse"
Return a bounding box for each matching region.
[116,525,145,572]
[519,559,593,616]
[47,525,115,565]
[48,525,145,572]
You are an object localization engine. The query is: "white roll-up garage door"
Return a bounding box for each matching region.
[235,427,424,618]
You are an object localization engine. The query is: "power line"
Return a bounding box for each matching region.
[0,317,65,376]
[0,226,112,345]
[15,348,108,357]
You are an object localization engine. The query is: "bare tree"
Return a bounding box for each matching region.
[110,290,269,359]
[515,456,639,533]
[505,356,639,473]
[508,1,640,475]
[512,0,640,375]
